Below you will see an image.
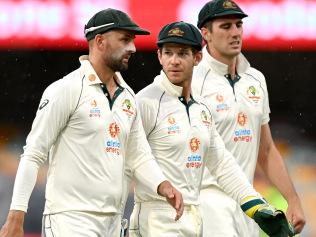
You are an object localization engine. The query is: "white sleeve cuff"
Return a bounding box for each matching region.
[133,159,166,194]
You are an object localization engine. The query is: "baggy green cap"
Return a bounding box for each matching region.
[84,8,150,41]
[157,21,202,50]
[197,0,248,29]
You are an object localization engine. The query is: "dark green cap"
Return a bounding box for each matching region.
[84,8,150,41]
[197,0,248,29]
[157,21,202,50]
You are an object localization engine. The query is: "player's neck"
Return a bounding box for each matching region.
[90,58,116,83]
[89,57,118,98]
[227,60,237,80]
[207,46,238,78]
[182,82,192,103]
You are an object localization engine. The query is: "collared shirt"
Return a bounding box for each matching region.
[10,56,165,214]
[193,47,270,187]
[135,70,259,205]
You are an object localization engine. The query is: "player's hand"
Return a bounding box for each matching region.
[157,180,184,221]
[241,196,295,237]
[0,210,25,237]
[253,205,295,237]
[286,196,306,234]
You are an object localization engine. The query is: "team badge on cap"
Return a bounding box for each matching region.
[223,0,238,9]
[168,28,185,37]
[197,0,248,29]
[157,21,202,50]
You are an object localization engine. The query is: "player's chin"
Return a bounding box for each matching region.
[228,49,241,57]
[120,61,129,71]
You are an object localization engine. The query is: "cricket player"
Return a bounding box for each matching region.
[128,21,293,237]
[193,0,306,236]
[0,9,183,237]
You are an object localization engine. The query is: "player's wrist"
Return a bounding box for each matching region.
[286,194,301,206]
[240,196,266,218]
[157,180,171,196]
[7,210,25,224]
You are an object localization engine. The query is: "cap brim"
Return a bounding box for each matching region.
[213,10,248,19]
[157,37,201,50]
[198,11,248,29]
[118,26,150,35]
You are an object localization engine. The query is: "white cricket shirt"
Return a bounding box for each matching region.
[10,56,165,214]
[193,47,270,188]
[134,71,259,205]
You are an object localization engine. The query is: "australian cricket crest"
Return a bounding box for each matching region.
[201,110,211,127]
[247,86,261,104]
[223,0,238,9]
[122,99,135,118]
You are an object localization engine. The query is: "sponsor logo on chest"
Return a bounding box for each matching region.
[215,94,230,112]
[106,122,121,155]
[89,99,101,117]
[233,112,253,142]
[167,116,181,134]
[186,137,202,169]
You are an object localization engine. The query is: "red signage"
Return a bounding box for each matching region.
[0,0,315,51]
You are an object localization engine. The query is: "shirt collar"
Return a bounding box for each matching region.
[201,46,250,75]
[153,70,199,103]
[154,70,183,97]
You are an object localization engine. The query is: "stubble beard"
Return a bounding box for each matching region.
[107,51,129,72]
[108,59,128,72]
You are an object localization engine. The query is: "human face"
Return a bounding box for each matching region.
[201,17,243,61]
[158,43,201,87]
[101,30,136,72]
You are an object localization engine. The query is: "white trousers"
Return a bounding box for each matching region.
[41,211,121,237]
[200,186,259,237]
[129,201,202,237]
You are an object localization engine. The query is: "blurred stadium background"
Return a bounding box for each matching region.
[0,0,315,236]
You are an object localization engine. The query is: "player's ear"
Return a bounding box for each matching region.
[194,50,202,66]
[157,48,163,65]
[95,34,106,49]
[201,27,210,42]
